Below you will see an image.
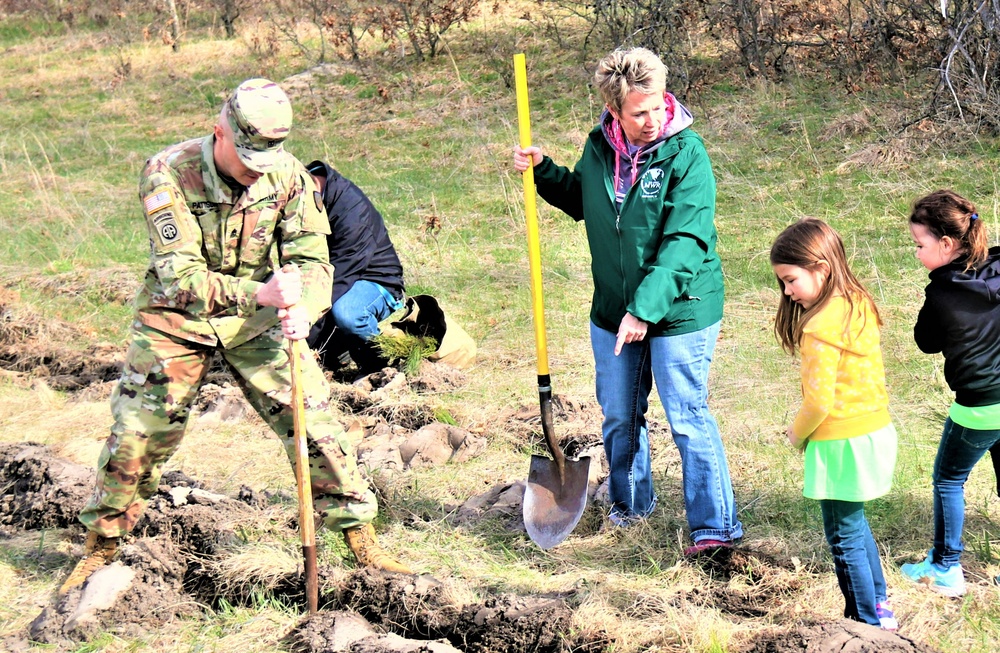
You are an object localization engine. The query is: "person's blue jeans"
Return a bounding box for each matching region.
[820,499,886,626]
[332,280,402,341]
[932,418,1000,568]
[591,320,743,543]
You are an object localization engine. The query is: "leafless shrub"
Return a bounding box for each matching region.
[0,0,56,12]
[369,0,481,60]
[539,0,705,96]
[699,1,865,80]
[264,0,478,66]
[592,0,705,94]
[265,0,375,62]
[934,0,1000,131]
[203,0,261,38]
[243,16,281,63]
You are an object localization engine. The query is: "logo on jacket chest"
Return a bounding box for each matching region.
[640,168,665,198]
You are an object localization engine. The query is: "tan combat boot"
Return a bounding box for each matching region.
[58,532,119,595]
[343,524,412,574]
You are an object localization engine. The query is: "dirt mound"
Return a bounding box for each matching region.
[14,457,255,648]
[0,286,124,391]
[0,442,95,533]
[337,569,575,653]
[0,443,598,652]
[691,545,800,581]
[339,570,460,639]
[192,381,258,425]
[739,619,942,653]
[408,360,468,394]
[501,395,605,465]
[501,394,602,438]
[285,610,463,653]
[670,546,811,621]
[451,480,528,532]
[334,368,441,431]
[28,537,200,647]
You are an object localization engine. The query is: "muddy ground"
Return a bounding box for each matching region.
[0,289,942,652]
[0,440,942,653]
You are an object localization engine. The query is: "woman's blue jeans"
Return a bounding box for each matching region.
[820,499,886,626]
[932,418,1000,568]
[591,320,743,543]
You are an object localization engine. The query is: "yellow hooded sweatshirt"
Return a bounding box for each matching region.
[791,295,891,444]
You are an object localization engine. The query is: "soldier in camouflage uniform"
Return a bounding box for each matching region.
[60,78,411,595]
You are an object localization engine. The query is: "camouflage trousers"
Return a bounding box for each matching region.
[79,322,377,537]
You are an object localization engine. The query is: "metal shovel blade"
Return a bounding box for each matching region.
[523,454,591,550]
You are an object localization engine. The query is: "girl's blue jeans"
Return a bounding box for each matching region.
[932,418,1000,568]
[590,320,743,543]
[820,499,887,626]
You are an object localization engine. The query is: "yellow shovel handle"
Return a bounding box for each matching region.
[514,53,549,377]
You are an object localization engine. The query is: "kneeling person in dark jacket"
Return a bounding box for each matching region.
[305,159,405,374]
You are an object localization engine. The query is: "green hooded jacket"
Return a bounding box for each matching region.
[532,124,723,337]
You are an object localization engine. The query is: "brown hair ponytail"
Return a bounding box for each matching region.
[910,189,989,271]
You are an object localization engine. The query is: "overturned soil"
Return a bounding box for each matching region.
[738,619,941,653]
[0,443,592,652]
[0,283,943,652]
[0,442,942,652]
[0,286,124,392]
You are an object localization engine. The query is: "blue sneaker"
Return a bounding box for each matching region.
[875,600,898,631]
[900,555,966,597]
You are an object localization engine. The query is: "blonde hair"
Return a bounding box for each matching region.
[593,47,667,114]
[909,189,989,271]
[770,218,881,354]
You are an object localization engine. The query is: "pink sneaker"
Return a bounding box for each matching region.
[683,539,732,556]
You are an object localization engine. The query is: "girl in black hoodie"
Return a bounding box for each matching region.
[902,189,1000,596]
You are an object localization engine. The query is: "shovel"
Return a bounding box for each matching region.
[514,53,591,550]
[289,336,319,613]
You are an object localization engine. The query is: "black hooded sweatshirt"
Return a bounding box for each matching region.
[305,160,404,304]
[914,246,1000,407]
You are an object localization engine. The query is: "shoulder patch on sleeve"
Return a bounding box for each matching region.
[142,185,189,253]
[152,211,181,247]
[296,172,330,235]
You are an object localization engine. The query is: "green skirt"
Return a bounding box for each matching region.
[803,422,897,502]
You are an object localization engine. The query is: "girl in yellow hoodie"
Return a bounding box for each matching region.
[770,218,898,630]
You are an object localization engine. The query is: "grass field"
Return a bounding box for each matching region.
[1,3,999,652]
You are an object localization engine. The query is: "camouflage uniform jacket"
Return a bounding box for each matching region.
[137,135,332,348]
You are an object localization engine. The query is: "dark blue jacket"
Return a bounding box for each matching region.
[306,160,404,303]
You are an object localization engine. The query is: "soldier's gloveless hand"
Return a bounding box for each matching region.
[257,265,303,309]
[278,305,311,340]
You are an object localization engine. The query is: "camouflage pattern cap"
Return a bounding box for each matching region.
[225,78,293,173]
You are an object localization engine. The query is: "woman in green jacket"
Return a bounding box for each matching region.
[513,47,742,553]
